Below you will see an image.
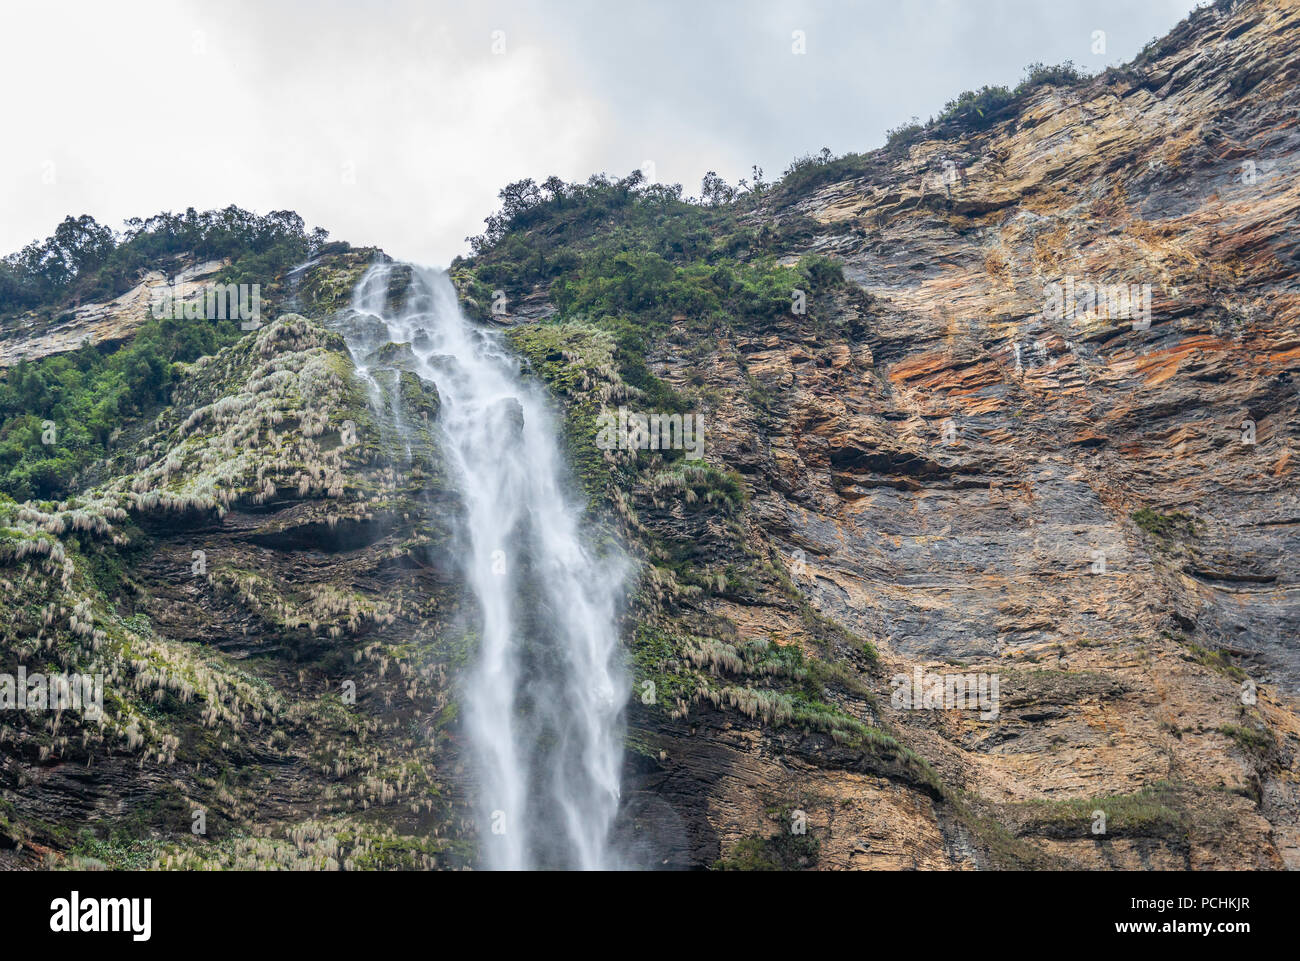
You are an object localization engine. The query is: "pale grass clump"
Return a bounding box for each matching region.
[712,686,795,726]
[682,636,745,675]
[0,517,288,768]
[154,819,445,871]
[638,563,686,610]
[109,315,357,518]
[8,496,127,542]
[211,569,394,639]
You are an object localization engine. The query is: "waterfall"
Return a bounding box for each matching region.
[341,263,628,870]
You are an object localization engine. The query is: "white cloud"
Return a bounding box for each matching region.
[1,0,1198,265]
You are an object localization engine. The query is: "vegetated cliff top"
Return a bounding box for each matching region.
[460,0,1297,289]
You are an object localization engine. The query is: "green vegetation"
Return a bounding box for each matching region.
[1008,783,1186,837]
[1,206,327,317]
[884,119,926,149]
[152,820,474,871]
[1018,60,1089,90]
[464,171,708,294]
[1185,642,1248,681]
[647,462,748,514]
[558,249,802,326]
[1218,723,1272,756]
[67,830,160,870]
[626,621,929,794]
[714,831,820,871]
[1132,508,1199,539]
[950,795,1066,870]
[505,320,636,503]
[886,60,1089,148]
[466,171,854,435]
[0,314,242,499]
[550,245,846,416]
[935,85,1016,128]
[0,206,336,500]
[464,170,843,307]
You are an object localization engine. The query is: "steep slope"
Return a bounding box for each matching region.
[473,0,1300,869]
[2,252,482,869]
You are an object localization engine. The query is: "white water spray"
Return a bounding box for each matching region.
[342,263,628,869]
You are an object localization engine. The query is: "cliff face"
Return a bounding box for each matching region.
[2,0,1298,870]
[519,0,1300,870]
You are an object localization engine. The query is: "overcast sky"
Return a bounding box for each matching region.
[2,0,1199,265]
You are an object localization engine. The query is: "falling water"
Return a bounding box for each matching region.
[341,263,628,869]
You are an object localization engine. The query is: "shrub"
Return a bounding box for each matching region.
[885,117,926,148]
[714,832,820,871]
[1015,60,1088,94]
[936,85,1016,129]
[1,206,328,318]
[1131,508,1198,539]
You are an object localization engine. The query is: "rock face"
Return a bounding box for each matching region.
[0,260,229,368]
[521,0,1300,870]
[780,0,1300,867]
[2,0,1298,871]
